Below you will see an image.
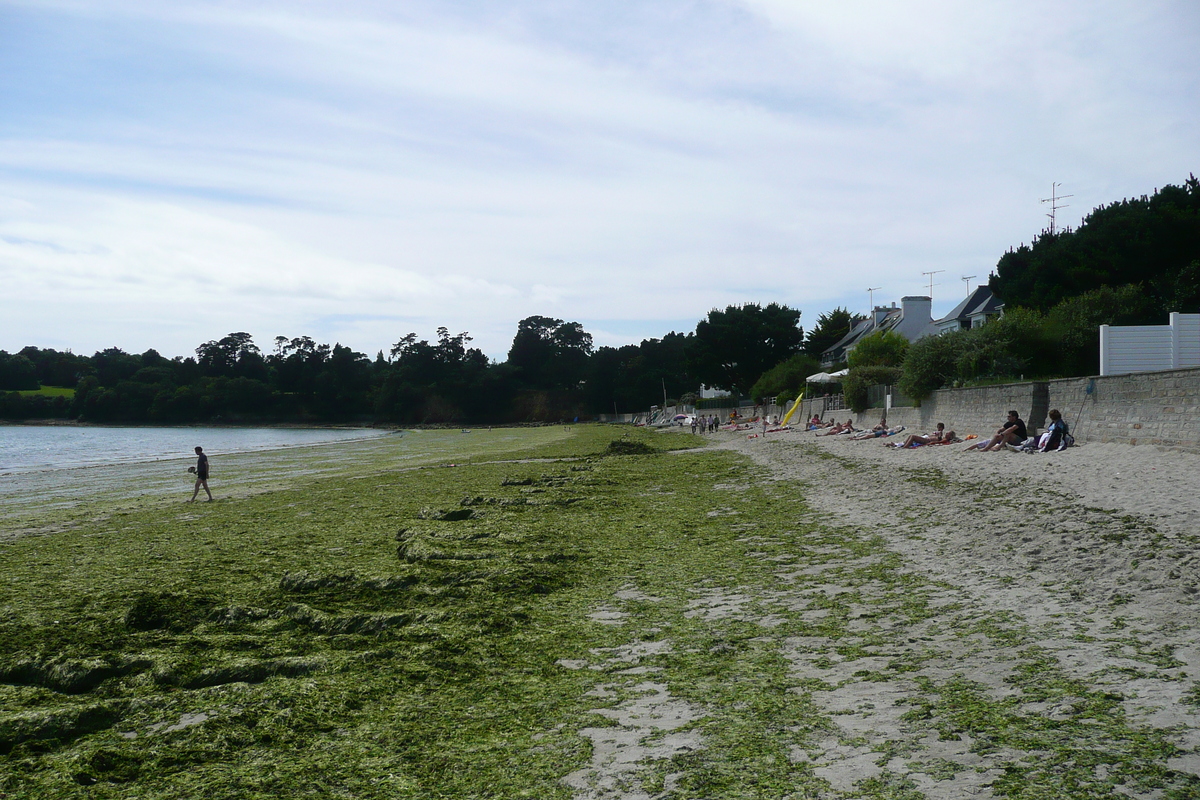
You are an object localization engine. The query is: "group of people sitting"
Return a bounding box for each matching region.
[964,409,1072,452]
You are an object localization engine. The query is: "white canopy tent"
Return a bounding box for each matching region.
[806,369,848,383]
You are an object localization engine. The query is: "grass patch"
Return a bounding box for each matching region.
[16,386,75,398]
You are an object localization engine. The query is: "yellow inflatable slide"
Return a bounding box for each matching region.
[780,392,805,426]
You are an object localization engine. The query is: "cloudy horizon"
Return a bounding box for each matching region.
[2,0,1197,362]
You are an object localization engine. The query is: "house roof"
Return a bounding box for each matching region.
[938,286,1002,324]
[821,317,876,358]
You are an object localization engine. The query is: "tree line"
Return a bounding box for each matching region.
[4,174,1195,423]
[0,304,845,424]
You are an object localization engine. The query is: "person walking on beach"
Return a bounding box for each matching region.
[189,446,213,502]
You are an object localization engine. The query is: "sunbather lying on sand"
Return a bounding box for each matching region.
[892,423,945,448]
[887,425,959,448]
[849,425,905,440]
[817,418,855,436]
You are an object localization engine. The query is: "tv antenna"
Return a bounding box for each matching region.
[921,270,944,299]
[1041,182,1073,235]
[866,287,881,329]
[961,275,976,297]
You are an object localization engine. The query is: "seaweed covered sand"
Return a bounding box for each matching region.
[3,424,1200,798]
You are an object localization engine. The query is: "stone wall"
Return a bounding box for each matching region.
[801,382,1044,441]
[794,366,1200,453]
[1046,368,1200,450]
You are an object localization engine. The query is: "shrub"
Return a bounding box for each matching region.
[847,330,909,368]
[953,307,1057,381]
[1043,284,1157,376]
[898,333,964,401]
[897,308,1058,401]
[843,366,902,413]
[749,353,820,403]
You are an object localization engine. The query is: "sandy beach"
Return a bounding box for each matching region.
[704,428,1200,795]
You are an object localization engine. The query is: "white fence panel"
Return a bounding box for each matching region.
[1178,313,1200,366]
[1100,313,1200,376]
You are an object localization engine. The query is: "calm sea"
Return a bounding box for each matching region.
[0,425,386,475]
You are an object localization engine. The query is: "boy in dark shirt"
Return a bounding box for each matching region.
[965,410,1027,451]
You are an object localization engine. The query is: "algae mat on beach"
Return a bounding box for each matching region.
[2,427,1196,799]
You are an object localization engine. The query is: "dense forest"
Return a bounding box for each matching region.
[3,175,1197,423]
[0,304,821,424]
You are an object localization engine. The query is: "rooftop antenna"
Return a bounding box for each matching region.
[1041,182,1073,235]
[866,287,881,329]
[921,270,944,299]
[961,275,976,297]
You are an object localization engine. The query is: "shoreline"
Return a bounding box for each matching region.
[0,426,575,541]
[0,418,393,429]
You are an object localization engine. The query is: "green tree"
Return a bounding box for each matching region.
[506,316,593,392]
[17,346,93,387]
[803,308,852,359]
[584,332,694,414]
[749,353,820,404]
[847,330,909,368]
[377,329,492,423]
[990,174,1200,313]
[897,333,964,401]
[1043,284,1159,376]
[896,309,1057,402]
[90,347,142,388]
[956,307,1054,380]
[1159,258,1200,313]
[0,351,39,391]
[196,332,266,380]
[270,336,331,397]
[687,303,803,395]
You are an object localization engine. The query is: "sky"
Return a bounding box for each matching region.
[1,0,1197,362]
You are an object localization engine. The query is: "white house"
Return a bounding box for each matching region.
[933,286,1003,334]
[821,296,938,368]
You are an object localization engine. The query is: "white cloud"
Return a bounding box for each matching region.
[1,0,1197,359]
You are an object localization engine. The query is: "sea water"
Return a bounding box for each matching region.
[0,425,386,475]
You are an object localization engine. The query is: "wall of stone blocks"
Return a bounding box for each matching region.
[1047,367,1200,451]
[794,366,1200,453]
[800,382,1044,440]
